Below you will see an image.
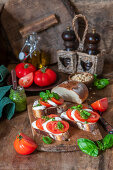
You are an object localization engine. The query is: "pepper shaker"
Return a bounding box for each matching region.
[57,27,78,74]
[85,28,101,55]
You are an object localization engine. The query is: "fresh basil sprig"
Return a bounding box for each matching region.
[71,104,91,119]
[97,134,113,150]
[77,134,113,157]
[40,90,60,101]
[93,74,109,89]
[77,138,98,157]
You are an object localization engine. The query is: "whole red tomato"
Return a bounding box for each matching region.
[15,63,36,78]
[34,67,57,87]
[14,133,38,155]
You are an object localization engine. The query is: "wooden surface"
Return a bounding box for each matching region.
[0,62,113,169]
[1,0,73,64]
[27,96,102,152]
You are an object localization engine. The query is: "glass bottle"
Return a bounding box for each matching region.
[19,32,50,69]
[9,86,27,112]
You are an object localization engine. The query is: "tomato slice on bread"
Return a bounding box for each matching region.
[66,109,74,120]
[48,114,59,118]
[46,121,69,134]
[14,133,37,155]
[74,109,100,123]
[36,118,46,130]
[18,72,33,88]
[66,105,88,121]
[40,100,52,107]
[91,98,108,112]
[87,111,100,123]
[51,98,64,105]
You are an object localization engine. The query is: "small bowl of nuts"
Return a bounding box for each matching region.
[68,72,94,86]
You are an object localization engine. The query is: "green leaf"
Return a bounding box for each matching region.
[77,138,99,157]
[103,134,113,149]
[42,136,52,144]
[53,92,60,100]
[94,74,98,80]
[34,103,41,107]
[80,111,88,119]
[40,92,49,100]
[82,110,91,116]
[57,122,64,130]
[96,141,105,151]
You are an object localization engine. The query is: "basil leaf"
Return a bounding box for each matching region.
[82,110,91,116]
[49,93,54,98]
[94,74,98,80]
[57,122,64,130]
[71,106,77,109]
[42,136,52,144]
[40,92,48,101]
[71,105,82,110]
[96,141,105,151]
[53,92,60,100]
[103,134,113,149]
[46,90,51,96]
[77,104,83,109]
[77,138,98,157]
[80,111,88,119]
[34,103,41,107]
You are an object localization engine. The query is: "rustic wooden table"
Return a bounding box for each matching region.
[0,62,113,170]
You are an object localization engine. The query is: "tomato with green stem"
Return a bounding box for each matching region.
[14,133,38,155]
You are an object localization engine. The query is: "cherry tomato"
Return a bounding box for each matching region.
[91,98,108,112]
[66,109,74,120]
[36,118,46,130]
[51,98,64,105]
[14,133,38,155]
[34,67,57,87]
[74,110,100,123]
[46,121,69,134]
[18,72,33,88]
[40,100,52,107]
[15,63,36,78]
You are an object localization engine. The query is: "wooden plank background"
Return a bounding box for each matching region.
[1,0,113,64]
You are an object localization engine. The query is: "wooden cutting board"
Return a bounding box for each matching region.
[27,96,102,152]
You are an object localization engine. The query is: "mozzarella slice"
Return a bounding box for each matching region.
[33,100,39,106]
[60,112,70,120]
[33,105,46,110]
[47,100,57,107]
[32,121,38,129]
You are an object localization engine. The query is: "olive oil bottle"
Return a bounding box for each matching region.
[19,32,50,69]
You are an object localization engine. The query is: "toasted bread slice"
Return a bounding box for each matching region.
[32,102,67,118]
[32,117,70,141]
[61,111,98,132]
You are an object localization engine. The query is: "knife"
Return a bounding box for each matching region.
[98,111,113,134]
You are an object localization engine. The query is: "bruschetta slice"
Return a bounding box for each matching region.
[61,104,100,132]
[32,114,70,141]
[32,90,67,118]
